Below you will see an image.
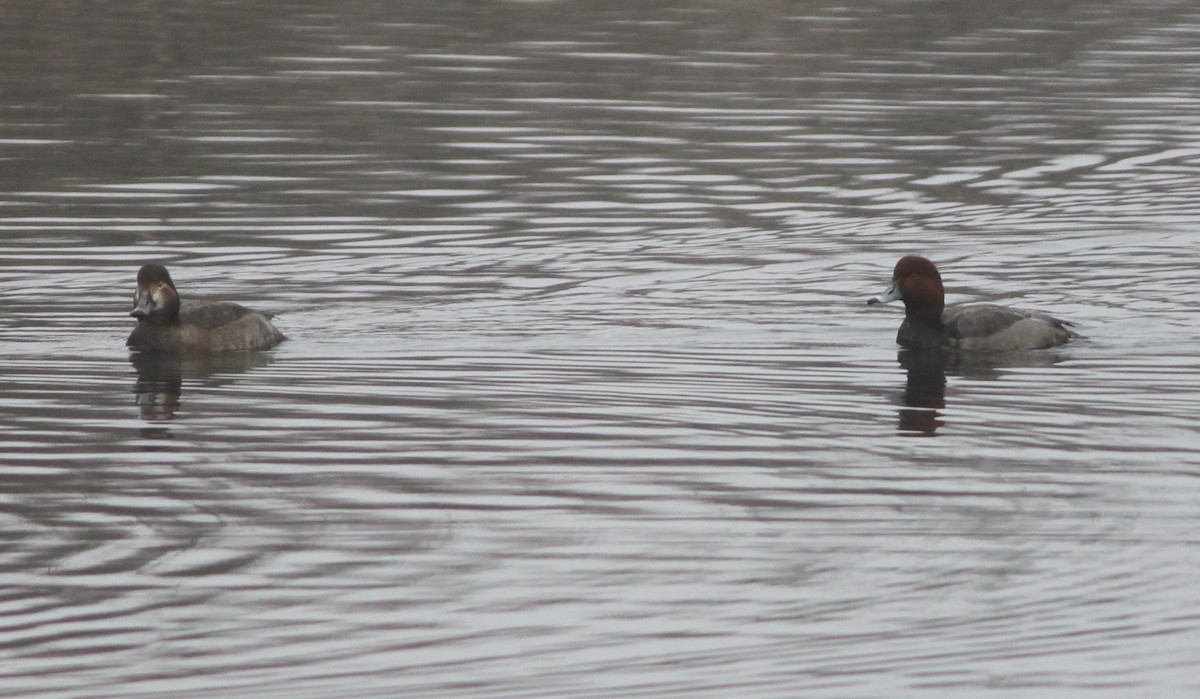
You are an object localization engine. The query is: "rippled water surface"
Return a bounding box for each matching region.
[3,1,1200,696]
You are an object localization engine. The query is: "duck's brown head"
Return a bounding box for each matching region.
[867,255,945,321]
[130,264,181,324]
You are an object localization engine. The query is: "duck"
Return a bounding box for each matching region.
[126,263,286,352]
[867,255,1075,351]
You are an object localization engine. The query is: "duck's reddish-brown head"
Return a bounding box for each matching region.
[867,255,945,319]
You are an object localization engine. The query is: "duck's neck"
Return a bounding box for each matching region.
[144,296,182,326]
[898,303,945,349]
[907,309,943,329]
[139,316,180,327]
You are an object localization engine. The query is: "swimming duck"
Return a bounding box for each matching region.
[868,255,1074,351]
[127,264,286,352]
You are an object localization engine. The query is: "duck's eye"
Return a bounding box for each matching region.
[157,282,165,290]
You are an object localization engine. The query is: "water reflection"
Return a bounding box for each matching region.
[130,351,273,423]
[896,349,947,436]
[893,349,1072,436]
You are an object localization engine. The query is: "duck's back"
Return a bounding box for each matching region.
[943,304,1073,351]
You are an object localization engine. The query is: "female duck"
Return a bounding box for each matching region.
[127,264,286,352]
[867,255,1074,351]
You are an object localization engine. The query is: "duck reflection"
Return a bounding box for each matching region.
[892,348,1069,436]
[895,348,947,436]
[131,351,273,423]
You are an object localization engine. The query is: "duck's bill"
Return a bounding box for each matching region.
[130,294,155,318]
[867,283,900,305]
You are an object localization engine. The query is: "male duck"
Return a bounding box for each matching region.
[868,255,1074,351]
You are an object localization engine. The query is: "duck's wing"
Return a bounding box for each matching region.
[944,304,1075,350]
[943,304,1021,339]
[205,314,287,351]
[179,300,260,330]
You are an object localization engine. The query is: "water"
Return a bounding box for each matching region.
[2,1,1200,696]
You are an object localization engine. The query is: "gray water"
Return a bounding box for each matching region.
[2,1,1200,696]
